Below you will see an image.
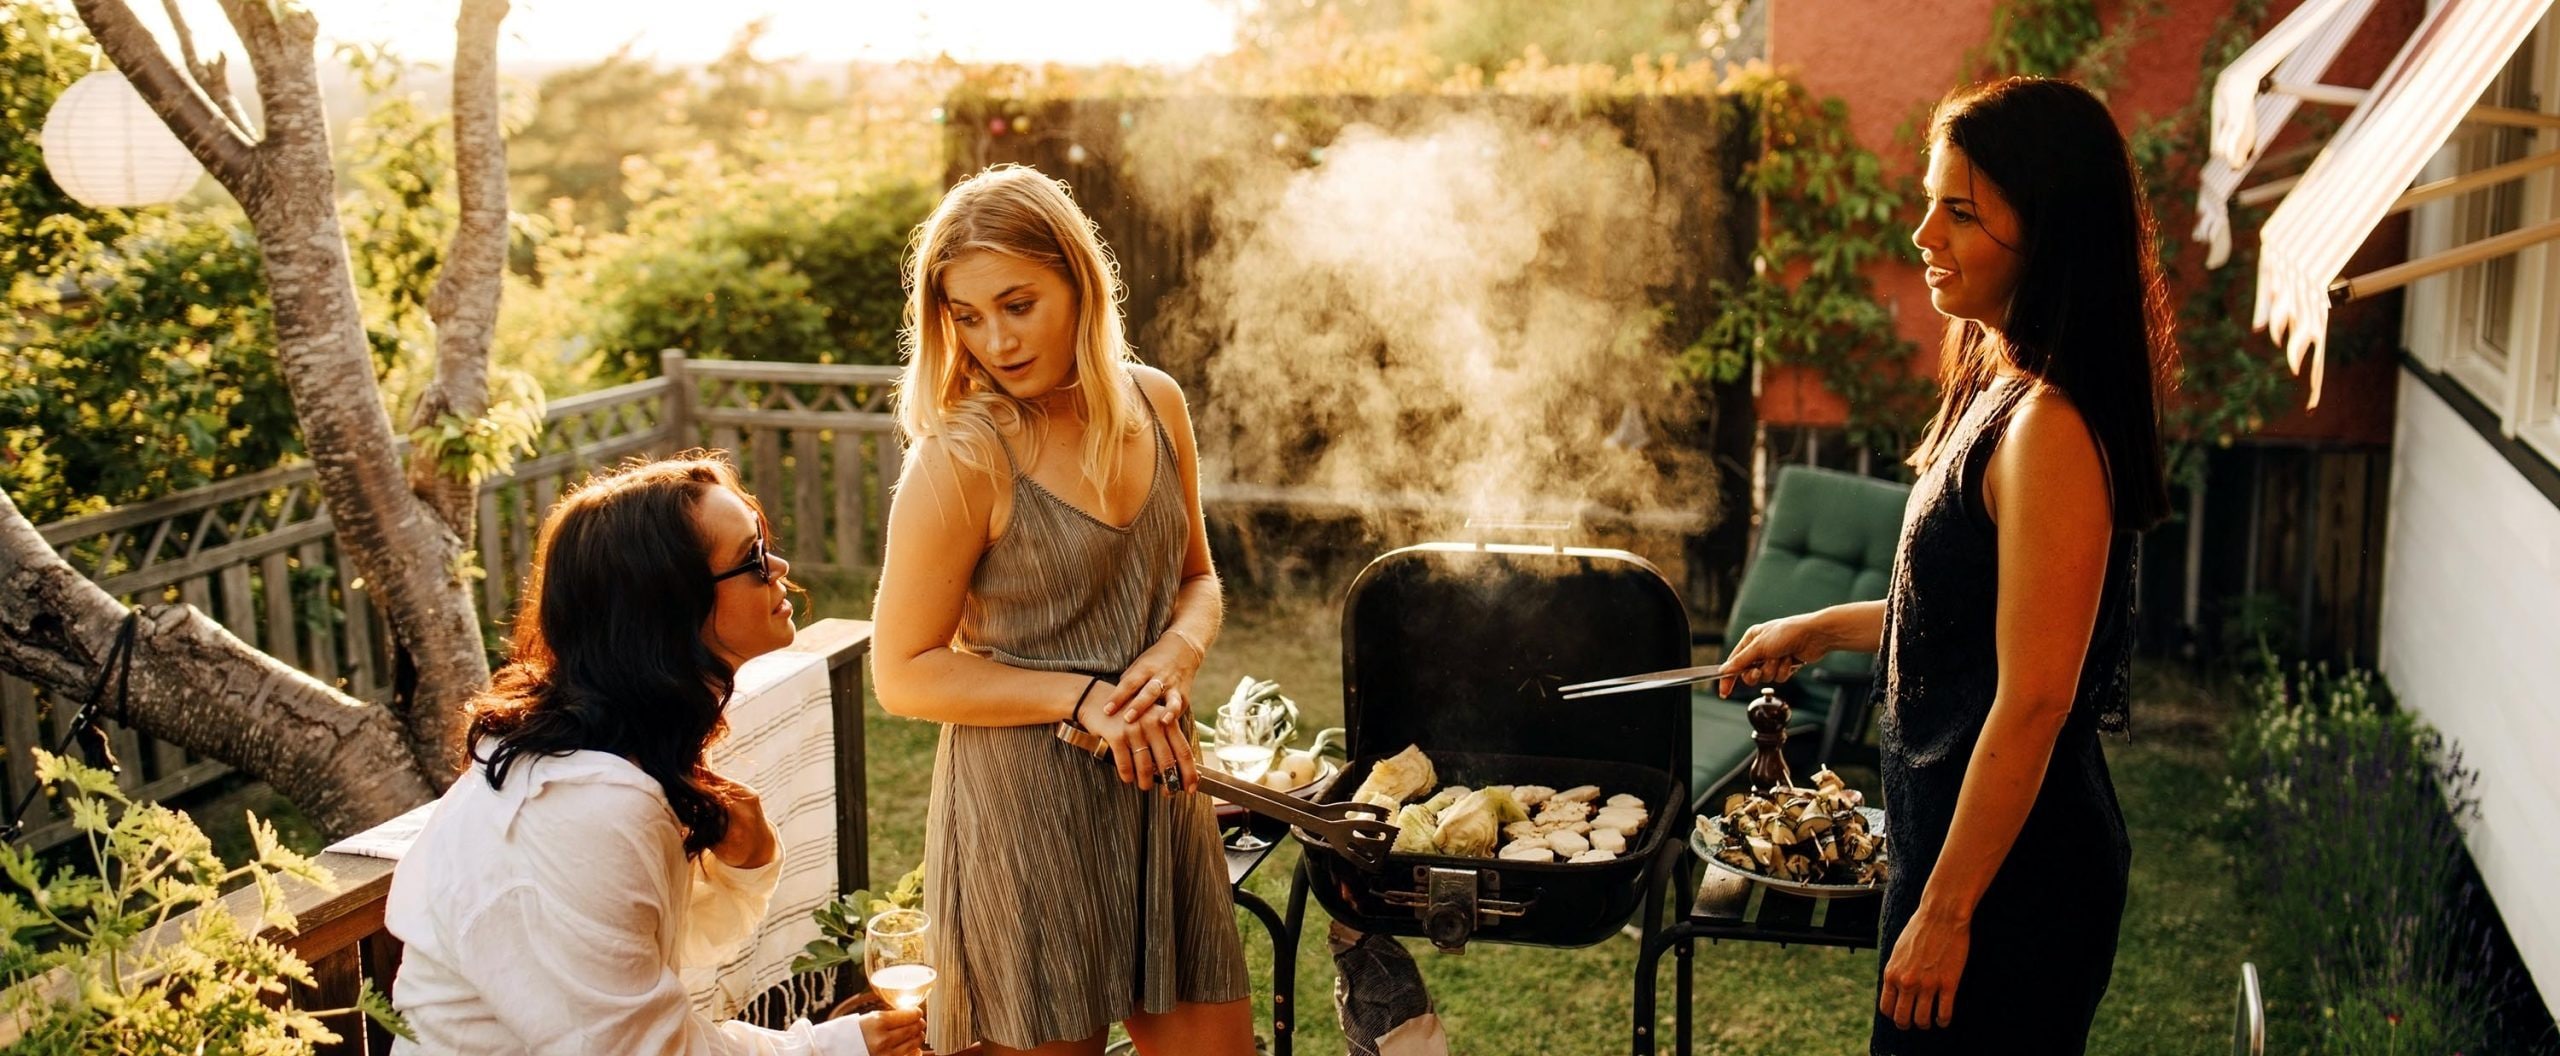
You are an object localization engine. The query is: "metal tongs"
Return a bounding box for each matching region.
[1054,723,1396,869]
[1556,663,1730,700]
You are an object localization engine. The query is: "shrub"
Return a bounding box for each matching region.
[579,166,935,381]
[2223,656,2519,1053]
[0,751,407,1053]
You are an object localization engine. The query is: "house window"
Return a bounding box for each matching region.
[2447,28,2541,403]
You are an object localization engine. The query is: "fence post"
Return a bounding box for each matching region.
[660,349,692,452]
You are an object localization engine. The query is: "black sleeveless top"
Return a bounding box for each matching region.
[1869,375,2136,1055]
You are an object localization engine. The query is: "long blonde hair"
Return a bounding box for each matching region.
[896,164,1143,495]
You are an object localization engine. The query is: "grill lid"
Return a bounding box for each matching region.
[1339,542,1691,781]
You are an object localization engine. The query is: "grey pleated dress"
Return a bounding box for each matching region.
[920,399,1249,1053]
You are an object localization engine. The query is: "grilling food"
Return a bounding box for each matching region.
[1392,805,1440,855]
[1434,789,1505,857]
[1698,766,1888,886]
[1418,785,1470,815]
[1355,745,1650,862]
[1351,744,1438,811]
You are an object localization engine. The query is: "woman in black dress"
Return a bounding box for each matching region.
[1718,77,2173,1054]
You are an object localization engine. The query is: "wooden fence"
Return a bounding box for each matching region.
[2,353,903,852]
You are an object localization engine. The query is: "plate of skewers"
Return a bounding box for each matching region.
[1690,767,1891,899]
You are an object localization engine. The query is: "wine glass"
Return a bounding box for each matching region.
[1213,700,1287,851]
[865,908,935,1014]
[1211,700,1283,784]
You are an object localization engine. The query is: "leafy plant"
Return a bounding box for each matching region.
[1685,65,1935,457]
[2223,656,2520,1053]
[574,171,934,382]
[407,370,548,486]
[790,862,926,978]
[0,751,409,1052]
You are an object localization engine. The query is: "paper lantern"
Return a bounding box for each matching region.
[40,70,204,208]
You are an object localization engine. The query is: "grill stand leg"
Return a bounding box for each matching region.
[1676,855,1698,1056]
[1234,883,1293,1056]
[1277,859,1313,1056]
[1632,797,1696,1056]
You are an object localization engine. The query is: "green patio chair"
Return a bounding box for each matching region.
[1690,465,1910,809]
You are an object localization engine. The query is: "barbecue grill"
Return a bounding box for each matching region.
[1289,541,1693,951]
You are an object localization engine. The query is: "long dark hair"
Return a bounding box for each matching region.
[465,453,763,857]
[1908,76,2175,531]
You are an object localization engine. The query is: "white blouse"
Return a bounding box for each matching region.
[385,748,869,1056]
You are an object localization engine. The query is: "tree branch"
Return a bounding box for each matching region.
[410,0,514,541]
[156,0,253,134]
[70,0,257,190]
[208,0,315,164]
[0,491,434,837]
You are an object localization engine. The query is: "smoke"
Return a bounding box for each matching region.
[1125,103,1719,541]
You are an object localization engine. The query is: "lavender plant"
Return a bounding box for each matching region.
[0,751,408,1053]
[2223,655,2517,1053]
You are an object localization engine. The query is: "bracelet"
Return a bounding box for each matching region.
[1165,626,1206,659]
[1063,674,1108,731]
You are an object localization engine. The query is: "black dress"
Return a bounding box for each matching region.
[1869,376,2135,1056]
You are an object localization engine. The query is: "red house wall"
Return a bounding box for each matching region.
[1761,0,2423,448]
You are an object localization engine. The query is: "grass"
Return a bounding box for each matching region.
[831,577,2269,1055]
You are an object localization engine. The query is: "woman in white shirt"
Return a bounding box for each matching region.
[386,454,923,1056]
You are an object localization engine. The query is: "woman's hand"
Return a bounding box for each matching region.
[856,1007,926,1056]
[1075,666,1200,796]
[1105,632,1206,791]
[1105,631,1205,722]
[1879,907,1971,1030]
[1714,612,1836,697]
[700,773,777,869]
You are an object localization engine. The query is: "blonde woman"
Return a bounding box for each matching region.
[871,165,1251,1056]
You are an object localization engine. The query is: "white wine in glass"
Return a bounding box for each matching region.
[1211,742,1276,783]
[866,909,935,1012]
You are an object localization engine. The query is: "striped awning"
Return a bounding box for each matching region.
[2194,0,2384,268]
[2208,0,2551,406]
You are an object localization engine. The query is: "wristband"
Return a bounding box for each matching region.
[1165,627,1206,659]
[1064,674,1108,731]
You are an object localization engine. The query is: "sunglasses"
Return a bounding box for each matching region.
[711,523,779,585]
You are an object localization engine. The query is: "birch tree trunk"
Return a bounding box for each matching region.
[0,491,433,835]
[17,0,520,805]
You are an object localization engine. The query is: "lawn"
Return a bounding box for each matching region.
[830,573,2266,1056]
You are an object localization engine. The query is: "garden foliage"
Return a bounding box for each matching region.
[2224,658,2525,1053]
[0,751,407,1053]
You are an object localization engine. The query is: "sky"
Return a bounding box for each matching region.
[134,0,1242,67]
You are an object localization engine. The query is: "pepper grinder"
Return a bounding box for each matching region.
[1746,686,1794,792]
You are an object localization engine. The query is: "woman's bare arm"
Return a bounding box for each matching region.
[870,437,1094,727]
[1109,366,1222,711]
[1813,599,1886,656]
